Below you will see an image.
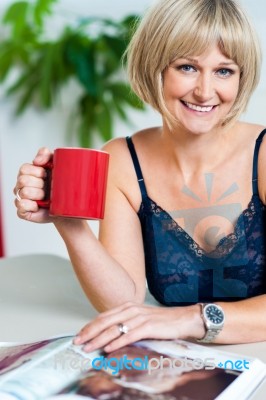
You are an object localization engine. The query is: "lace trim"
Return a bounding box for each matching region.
[139,194,263,259]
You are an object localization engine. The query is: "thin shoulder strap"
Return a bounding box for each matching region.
[252,129,266,194]
[126,136,148,198]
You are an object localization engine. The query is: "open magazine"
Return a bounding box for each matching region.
[0,335,265,400]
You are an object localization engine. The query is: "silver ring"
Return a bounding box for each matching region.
[16,188,22,202]
[118,323,129,335]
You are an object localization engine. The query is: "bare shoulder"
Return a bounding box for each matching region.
[101,135,133,190]
[102,127,161,167]
[102,127,160,152]
[237,121,265,139]
[101,127,161,209]
[234,121,265,150]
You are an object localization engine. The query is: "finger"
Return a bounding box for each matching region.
[77,313,147,352]
[103,320,154,353]
[15,198,39,221]
[100,310,184,353]
[81,314,144,352]
[102,313,155,353]
[32,147,53,166]
[14,183,44,202]
[15,197,39,214]
[102,315,172,354]
[16,163,47,181]
[103,329,145,353]
[16,175,45,192]
[15,198,50,223]
[75,304,144,344]
[81,324,123,352]
[14,187,45,203]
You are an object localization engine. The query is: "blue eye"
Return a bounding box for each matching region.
[175,64,196,73]
[217,68,234,77]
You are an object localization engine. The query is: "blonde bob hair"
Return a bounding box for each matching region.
[126,0,262,127]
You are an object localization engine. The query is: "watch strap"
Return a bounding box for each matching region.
[197,327,223,343]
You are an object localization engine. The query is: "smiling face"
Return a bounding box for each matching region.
[163,44,241,136]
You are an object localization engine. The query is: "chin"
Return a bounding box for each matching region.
[183,125,216,136]
[181,118,223,135]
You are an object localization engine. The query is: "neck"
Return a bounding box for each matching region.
[160,121,236,176]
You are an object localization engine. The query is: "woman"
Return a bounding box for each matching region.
[14,0,266,352]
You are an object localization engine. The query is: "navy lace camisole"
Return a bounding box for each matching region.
[126,130,266,306]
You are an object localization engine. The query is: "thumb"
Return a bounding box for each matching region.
[32,147,53,166]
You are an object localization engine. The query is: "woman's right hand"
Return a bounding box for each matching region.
[14,147,55,223]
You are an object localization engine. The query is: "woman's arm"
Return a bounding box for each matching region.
[215,295,266,343]
[54,190,146,311]
[15,139,147,312]
[73,294,266,352]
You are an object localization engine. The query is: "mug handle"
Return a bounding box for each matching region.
[36,161,53,208]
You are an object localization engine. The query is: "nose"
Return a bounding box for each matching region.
[194,73,215,101]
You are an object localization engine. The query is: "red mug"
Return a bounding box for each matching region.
[37,148,109,219]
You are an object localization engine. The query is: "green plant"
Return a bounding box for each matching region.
[0,0,145,147]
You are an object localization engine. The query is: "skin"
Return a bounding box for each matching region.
[163,45,240,136]
[14,44,266,351]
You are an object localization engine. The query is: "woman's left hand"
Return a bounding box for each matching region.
[74,301,204,353]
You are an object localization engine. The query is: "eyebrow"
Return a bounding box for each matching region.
[181,57,238,67]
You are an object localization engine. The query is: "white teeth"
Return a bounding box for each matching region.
[183,101,214,112]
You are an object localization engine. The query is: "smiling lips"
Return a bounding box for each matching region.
[182,100,216,113]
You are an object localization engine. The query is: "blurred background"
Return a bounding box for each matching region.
[0,0,265,259]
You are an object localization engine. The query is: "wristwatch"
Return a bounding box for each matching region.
[197,303,225,343]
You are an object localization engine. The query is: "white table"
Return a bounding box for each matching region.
[1,253,265,399]
[0,254,97,342]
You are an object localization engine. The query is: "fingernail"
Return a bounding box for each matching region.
[83,343,92,352]
[33,155,42,163]
[73,335,81,345]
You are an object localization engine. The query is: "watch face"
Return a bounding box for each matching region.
[205,305,224,325]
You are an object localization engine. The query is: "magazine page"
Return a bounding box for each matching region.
[136,339,266,400]
[1,337,265,400]
[49,339,265,400]
[0,336,100,400]
[0,336,73,382]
